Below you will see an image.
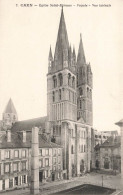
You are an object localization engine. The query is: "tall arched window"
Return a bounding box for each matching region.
[72,76,75,88]
[79,87,83,96]
[53,75,57,88]
[59,89,61,100]
[58,73,63,86]
[68,73,71,86]
[87,87,89,98]
[71,145,74,154]
[53,91,55,102]
[82,99,85,109]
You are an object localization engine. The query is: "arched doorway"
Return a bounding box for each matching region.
[95,159,100,169]
[104,158,110,169]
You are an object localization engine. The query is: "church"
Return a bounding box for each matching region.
[47,7,93,179]
[0,7,94,184]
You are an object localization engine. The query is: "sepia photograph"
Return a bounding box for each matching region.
[0,0,123,194]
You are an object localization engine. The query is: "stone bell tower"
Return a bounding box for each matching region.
[76,35,93,126]
[47,8,77,142]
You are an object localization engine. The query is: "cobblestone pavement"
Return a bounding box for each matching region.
[1,173,123,195]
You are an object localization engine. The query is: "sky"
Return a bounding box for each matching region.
[0,0,123,132]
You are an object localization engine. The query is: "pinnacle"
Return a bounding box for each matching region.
[48,46,53,60]
[4,98,17,114]
[77,34,86,66]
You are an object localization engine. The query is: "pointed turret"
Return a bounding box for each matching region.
[4,98,17,114]
[3,98,18,130]
[48,46,53,61]
[48,46,53,73]
[54,7,69,70]
[77,34,86,66]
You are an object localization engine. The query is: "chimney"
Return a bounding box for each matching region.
[22,131,26,143]
[7,130,11,142]
[30,127,39,194]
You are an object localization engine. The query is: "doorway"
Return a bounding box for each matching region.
[52,173,55,181]
[104,159,109,169]
[15,177,18,185]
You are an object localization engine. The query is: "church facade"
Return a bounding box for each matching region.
[0,8,94,188]
[47,8,93,179]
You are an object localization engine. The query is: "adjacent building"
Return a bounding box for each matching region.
[94,136,121,173]
[0,128,62,192]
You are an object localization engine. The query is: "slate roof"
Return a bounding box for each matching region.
[100,136,121,148]
[0,131,61,149]
[4,98,17,114]
[11,116,48,132]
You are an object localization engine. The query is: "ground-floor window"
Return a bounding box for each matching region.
[14,177,18,186]
[9,179,13,188]
[2,180,5,190]
[22,175,26,184]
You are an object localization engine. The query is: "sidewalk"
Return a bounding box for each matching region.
[1,173,123,195]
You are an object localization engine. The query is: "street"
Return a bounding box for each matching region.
[0,173,122,195]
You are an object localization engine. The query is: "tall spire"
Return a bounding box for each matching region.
[4,98,17,114]
[77,34,86,66]
[54,8,69,69]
